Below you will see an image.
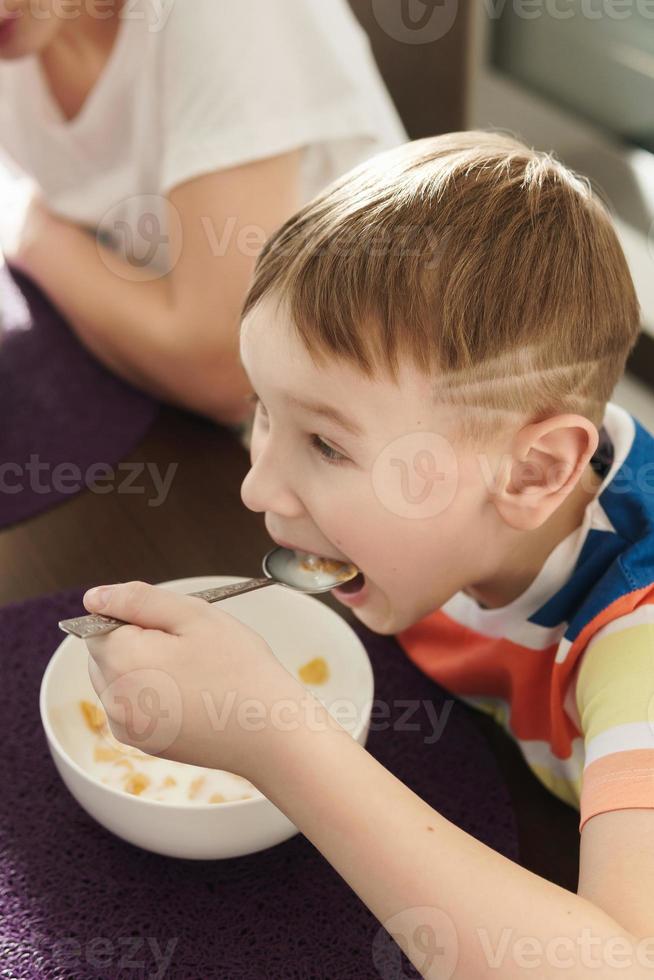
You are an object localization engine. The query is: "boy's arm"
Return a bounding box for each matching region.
[253,704,654,980]
[81,582,653,979]
[7,148,302,425]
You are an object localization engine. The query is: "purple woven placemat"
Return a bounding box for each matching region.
[0,588,519,980]
[0,266,159,529]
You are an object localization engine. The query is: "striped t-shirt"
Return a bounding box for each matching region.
[396,401,654,832]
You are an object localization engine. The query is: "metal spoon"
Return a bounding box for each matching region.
[57,547,361,639]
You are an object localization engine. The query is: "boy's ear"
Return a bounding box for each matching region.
[490,414,599,531]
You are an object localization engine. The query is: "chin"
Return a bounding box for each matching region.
[351,603,409,637]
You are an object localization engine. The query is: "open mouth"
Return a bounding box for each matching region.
[269,533,368,599]
[294,548,366,595]
[333,570,366,594]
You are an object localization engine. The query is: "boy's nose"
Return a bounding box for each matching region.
[240,454,303,519]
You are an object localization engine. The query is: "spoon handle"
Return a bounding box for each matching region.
[187,577,273,603]
[58,577,274,639]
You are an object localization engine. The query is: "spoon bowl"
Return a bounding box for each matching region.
[262,546,359,594]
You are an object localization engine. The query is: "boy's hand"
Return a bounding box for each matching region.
[82,580,305,780]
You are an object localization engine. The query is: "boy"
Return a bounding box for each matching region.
[83,132,654,978]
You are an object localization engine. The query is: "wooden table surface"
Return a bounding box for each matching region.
[0,402,581,893]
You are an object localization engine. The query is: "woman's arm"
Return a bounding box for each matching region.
[10,148,303,425]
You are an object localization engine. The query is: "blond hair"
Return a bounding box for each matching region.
[241,131,641,446]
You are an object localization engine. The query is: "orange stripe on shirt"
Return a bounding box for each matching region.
[580,748,654,832]
[397,609,563,744]
[398,589,654,760]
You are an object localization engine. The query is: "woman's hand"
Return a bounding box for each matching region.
[82,580,308,781]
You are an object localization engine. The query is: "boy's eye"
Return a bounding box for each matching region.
[310,435,348,465]
[246,393,348,465]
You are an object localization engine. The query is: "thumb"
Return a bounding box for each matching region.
[83,580,205,635]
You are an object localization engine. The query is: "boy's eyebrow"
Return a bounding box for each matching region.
[285,395,362,437]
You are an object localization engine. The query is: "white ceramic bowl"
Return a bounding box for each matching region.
[40,575,374,860]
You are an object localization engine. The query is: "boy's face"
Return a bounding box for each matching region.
[240,296,509,636]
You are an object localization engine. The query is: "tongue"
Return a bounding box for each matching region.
[335,571,365,594]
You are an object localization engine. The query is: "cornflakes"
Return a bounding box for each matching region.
[80,700,106,733]
[298,657,329,685]
[124,772,150,796]
[93,744,124,764]
[300,556,356,581]
[188,776,205,800]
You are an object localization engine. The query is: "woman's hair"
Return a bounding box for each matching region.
[241,131,641,446]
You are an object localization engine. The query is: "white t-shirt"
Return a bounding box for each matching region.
[0,0,407,272]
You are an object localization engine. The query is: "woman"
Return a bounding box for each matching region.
[0,0,406,425]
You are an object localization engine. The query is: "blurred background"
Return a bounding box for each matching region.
[2,0,653,419]
[350,0,654,423]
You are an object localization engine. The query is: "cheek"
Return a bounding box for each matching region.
[322,506,428,590]
[377,522,443,583]
[351,497,474,594]
[333,437,463,575]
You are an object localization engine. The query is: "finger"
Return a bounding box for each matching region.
[85,623,143,672]
[82,580,206,636]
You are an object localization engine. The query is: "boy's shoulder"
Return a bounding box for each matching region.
[549,401,654,664]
